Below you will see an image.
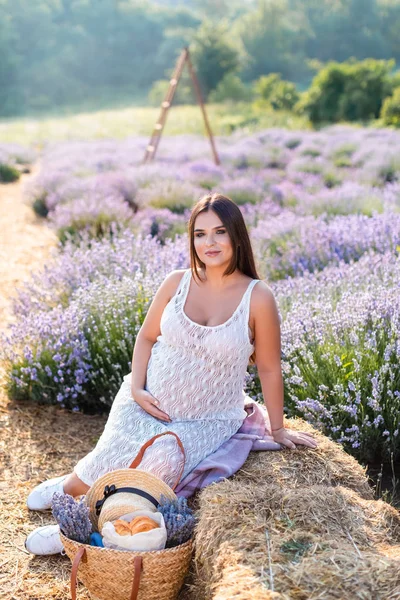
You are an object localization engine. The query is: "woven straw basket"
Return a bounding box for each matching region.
[62,431,193,600]
[61,533,192,600]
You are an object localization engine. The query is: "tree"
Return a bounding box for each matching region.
[377,0,400,63]
[189,20,241,97]
[0,2,21,115]
[235,0,310,82]
[289,0,391,63]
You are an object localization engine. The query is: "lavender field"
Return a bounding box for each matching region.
[1,124,400,468]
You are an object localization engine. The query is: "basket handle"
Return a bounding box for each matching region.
[70,547,142,600]
[130,556,143,600]
[129,430,186,490]
[70,547,86,600]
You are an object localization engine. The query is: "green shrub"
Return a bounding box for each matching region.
[297,59,394,125]
[334,156,353,168]
[332,143,357,159]
[323,171,342,188]
[285,137,302,149]
[381,87,400,127]
[294,161,324,175]
[253,73,299,111]
[32,196,49,217]
[331,144,356,168]
[208,73,253,103]
[301,147,321,157]
[0,163,20,183]
[377,157,400,184]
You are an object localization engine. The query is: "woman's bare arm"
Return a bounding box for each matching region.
[252,282,285,431]
[252,282,318,449]
[130,270,185,396]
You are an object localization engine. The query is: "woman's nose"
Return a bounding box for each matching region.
[205,236,215,246]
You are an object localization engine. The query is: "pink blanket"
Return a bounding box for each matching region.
[175,401,282,498]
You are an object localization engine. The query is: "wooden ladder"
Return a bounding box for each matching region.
[143,47,220,165]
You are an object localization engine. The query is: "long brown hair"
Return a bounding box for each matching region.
[188,192,261,365]
[188,193,261,281]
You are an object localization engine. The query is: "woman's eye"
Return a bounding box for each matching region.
[195,230,225,237]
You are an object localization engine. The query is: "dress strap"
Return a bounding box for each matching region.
[174,269,190,304]
[242,278,261,332]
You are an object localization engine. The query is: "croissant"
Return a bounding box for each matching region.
[129,516,160,535]
[113,519,133,536]
[113,515,160,536]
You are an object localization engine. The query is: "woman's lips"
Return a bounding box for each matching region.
[205,251,220,256]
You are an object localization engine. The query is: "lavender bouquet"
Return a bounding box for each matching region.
[52,492,92,544]
[157,495,196,548]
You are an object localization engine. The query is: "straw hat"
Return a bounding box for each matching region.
[86,469,177,532]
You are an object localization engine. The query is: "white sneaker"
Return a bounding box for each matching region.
[27,475,68,511]
[25,524,64,555]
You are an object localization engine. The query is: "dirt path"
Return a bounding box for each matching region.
[0,170,97,599]
[0,166,57,333]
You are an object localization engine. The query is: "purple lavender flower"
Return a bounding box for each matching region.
[52,492,92,543]
[157,494,195,547]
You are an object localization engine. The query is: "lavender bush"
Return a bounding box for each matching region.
[49,192,136,243]
[252,211,400,281]
[245,250,400,463]
[0,143,35,167]
[130,207,188,243]
[23,126,400,244]
[222,177,265,205]
[1,231,189,412]
[135,180,202,214]
[181,160,225,190]
[10,229,188,316]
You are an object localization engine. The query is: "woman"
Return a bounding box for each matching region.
[25,193,317,555]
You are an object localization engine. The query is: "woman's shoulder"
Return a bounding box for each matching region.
[246,278,278,337]
[167,269,188,283]
[250,279,277,313]
[163,269,187,300]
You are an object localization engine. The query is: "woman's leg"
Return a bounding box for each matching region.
[63,471,90,496]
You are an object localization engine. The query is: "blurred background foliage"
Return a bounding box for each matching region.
[2,0,400,127]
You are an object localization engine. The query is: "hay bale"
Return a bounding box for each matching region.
[179,419,400,600]
[235,418,373,500]
[193,483,400,599]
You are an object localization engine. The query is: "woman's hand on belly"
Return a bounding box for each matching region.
[131,388,172,423]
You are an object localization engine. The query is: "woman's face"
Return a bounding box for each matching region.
[193,209,234,268]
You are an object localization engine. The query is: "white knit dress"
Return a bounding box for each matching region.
[74,269,261,488]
